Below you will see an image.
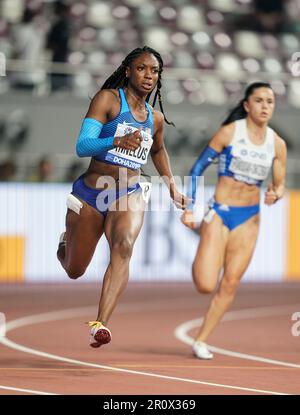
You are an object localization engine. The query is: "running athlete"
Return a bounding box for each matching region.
[57,46,189,348]
[181,82,287,359]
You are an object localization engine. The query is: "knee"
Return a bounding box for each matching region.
[195,281,215,294]
[112,237,134,260]
[65,265,86,280]
[192,264,215,294]
[221,277,240,296]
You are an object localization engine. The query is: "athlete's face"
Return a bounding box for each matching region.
[244,87,275,124]
[126,53,160,94]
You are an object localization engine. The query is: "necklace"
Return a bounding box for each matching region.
[126,88,147,113]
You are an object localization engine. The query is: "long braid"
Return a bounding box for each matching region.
[100,63,127,90]
[157,80,175,127]
[100,46,174,126]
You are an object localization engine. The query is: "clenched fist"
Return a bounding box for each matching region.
[114,129,142,151]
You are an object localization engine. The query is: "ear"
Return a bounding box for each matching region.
[125,66,130,78]
[243,100,249,113]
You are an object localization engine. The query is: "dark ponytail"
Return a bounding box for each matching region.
[222,82,273,126]
[101,46,174,126]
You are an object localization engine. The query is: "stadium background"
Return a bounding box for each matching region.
[0,0,299,284]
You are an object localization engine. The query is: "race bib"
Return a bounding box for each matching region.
[228,143,272,181]
[229,157,269,181]
[105,123,153,168]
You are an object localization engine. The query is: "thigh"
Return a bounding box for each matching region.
[104,190,145,247]
[193,213,229,287]
[223,214,260,281]
[64,199,105,270]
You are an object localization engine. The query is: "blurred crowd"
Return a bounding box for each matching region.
[0,0,299,101]
[6,0,72,92]
[0,0,299,185]
[0,155,85,183]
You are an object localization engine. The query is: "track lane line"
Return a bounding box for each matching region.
[174,304,300,369]
[0,337,288,395]
[1,304,297,395]
[0,385,58,395]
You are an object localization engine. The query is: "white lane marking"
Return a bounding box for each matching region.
[174,304,300,369]
[0,385,58,395]
[0,313,5,337]
[0,304,292,396]
[4,306,95,333]
[2,297,204,334]
[0,336,287,395]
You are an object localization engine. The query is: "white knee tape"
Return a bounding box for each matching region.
[66,194,83,215]
[203,207,216,223]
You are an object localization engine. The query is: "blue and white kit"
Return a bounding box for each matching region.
[70,88,154,217]
[218,118,275,187]
[189,119,276,230]
[93,88,154,169]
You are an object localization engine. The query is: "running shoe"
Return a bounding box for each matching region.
[88,321,112,348]
[192,341,213,359]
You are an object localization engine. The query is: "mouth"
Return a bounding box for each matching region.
[261,112,268,117]
[141,82,153,90]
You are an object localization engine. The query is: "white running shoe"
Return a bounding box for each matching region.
[192,341,213,360]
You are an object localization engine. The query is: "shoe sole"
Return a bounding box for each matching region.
[193,351,214,360]
[193,354,213,360]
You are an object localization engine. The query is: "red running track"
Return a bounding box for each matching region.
[0,282,299,395]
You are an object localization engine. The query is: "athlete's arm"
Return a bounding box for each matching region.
[208,122,235,153]
[151,110,190,209]
[85,89,118,123]
[264,134,287,205]
[186,123,234,209]
[76,89,142,157]
[76,90,117,157]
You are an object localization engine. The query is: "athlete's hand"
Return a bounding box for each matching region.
[180,209,198,229]
[114,129,142,151]
[171,189,191,210]
[264,183,278,205]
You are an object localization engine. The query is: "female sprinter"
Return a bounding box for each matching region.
[181,82,287,359]
[57,46,188,348]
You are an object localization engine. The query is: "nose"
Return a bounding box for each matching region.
[144,68,152,79]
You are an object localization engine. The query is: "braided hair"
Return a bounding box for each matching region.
[101,46,174,126]
[222,82,273,126]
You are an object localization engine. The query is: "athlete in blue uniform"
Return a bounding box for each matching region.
[181,82,287,359]
[57,46,189,348]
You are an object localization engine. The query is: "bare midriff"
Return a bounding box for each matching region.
[83,158,141,190]
[215,176,260,206]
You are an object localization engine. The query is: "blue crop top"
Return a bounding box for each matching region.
[93,88,154,170]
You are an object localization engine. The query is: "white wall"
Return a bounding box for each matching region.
[0,183,286,283]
